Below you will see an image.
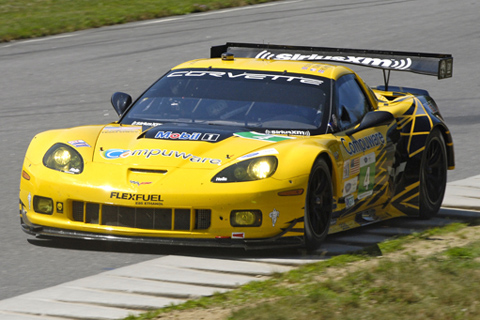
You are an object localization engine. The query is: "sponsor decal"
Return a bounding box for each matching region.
[302,63,313,70]
[110,191,163,206]
[361,209,378,222]
[155,131,201,140]
[102,148,221,165]
[269,208,280,227]
[102,126,142,133]
[145,126,226,142]
[201,133,220,142]
[339,223,350,231]
[255,50,412,71]
[110,192,162,202]
[329,145,340,161]
[265,129,310,136]
[304,64,326,73]
[345,195,355,209]
[343,157,360,178]
[333,151,339,160]
[342,177,358,197]
[340,132,385,156]
[130,180,152,186]
[350,157,361,176]
[343,160,350,179]
[234,131,295,143]
[132,121,162,127]
[168,70,323,86]
[357,153,376,199]
[153,131,221,142]
[232,232,245,239]
[68,140,91,148]
[237,148,279,161]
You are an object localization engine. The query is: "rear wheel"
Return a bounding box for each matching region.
[419,129,447,219]
[304,158,333,251]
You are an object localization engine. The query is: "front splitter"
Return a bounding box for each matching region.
[20,219,305,250]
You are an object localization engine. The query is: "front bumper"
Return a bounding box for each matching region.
[20,161,309,246]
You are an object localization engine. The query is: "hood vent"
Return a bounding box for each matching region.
[129,168,168,174]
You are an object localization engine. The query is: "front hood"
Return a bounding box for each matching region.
[93,123,295,170]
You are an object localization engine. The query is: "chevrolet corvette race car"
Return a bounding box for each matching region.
[19,43,454,250]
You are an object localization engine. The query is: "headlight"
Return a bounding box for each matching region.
[212,156,277,183]
[43,143,84,174]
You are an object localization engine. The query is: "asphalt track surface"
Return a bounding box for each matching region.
[0,0,479,303]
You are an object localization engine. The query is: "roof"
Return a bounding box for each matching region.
[172,57,353,80]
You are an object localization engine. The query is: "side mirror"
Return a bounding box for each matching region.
[345,110,394,136]
[111,92,132,116]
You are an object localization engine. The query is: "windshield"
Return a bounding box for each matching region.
[121,68,331,134]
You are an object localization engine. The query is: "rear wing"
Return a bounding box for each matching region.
[211,42,453,82]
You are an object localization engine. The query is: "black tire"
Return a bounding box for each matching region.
[304,158,333,251]
[419,129,447,219]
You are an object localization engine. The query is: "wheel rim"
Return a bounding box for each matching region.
[308,168,332,237]
[422,138,446,204]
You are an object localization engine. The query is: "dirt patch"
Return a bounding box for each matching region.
[154,307,231,320]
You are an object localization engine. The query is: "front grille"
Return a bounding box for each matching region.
[71,201,210,231]
[195,209,211,229]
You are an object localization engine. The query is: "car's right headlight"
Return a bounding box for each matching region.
[212,156,278,183]
[43,143,84,174]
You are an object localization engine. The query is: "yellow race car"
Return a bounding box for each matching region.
[19,43,454,250]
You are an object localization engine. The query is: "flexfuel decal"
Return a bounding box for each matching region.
[110,192,163,206]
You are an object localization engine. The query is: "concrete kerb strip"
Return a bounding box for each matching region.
[443,175,480,211]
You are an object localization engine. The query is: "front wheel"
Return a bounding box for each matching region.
[304,158,333,251]
[419,129,447,219]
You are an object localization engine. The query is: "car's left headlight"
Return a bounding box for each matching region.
[212,156,277,183]
[43,143,84,174]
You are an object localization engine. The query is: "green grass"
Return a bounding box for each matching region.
[0,0,278,42]
[123,223,480,320]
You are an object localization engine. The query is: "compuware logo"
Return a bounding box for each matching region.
[102,148,222,165]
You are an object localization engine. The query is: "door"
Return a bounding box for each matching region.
[331,74,396,229]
